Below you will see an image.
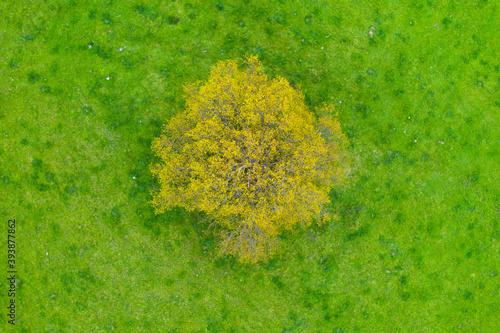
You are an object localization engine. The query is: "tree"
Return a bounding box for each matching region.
[150,55,348,263]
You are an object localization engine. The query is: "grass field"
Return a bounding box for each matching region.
[1,0,499,331]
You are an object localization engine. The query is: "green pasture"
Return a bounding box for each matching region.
[0,0,498,331]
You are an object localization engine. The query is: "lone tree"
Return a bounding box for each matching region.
[151,56,348,263]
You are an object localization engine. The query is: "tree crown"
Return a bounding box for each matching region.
[151,55,348,263]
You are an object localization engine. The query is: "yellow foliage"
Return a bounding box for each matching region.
[151,55,348,264]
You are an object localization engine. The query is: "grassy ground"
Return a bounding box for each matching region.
[1,0,499,331]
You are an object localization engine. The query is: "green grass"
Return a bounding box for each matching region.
[1,0,499,331]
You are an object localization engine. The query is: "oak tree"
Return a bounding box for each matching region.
[151,56,348,263]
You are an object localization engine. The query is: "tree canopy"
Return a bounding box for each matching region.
[151,55,348,263]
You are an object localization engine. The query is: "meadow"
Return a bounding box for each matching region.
[0,0,499,331]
